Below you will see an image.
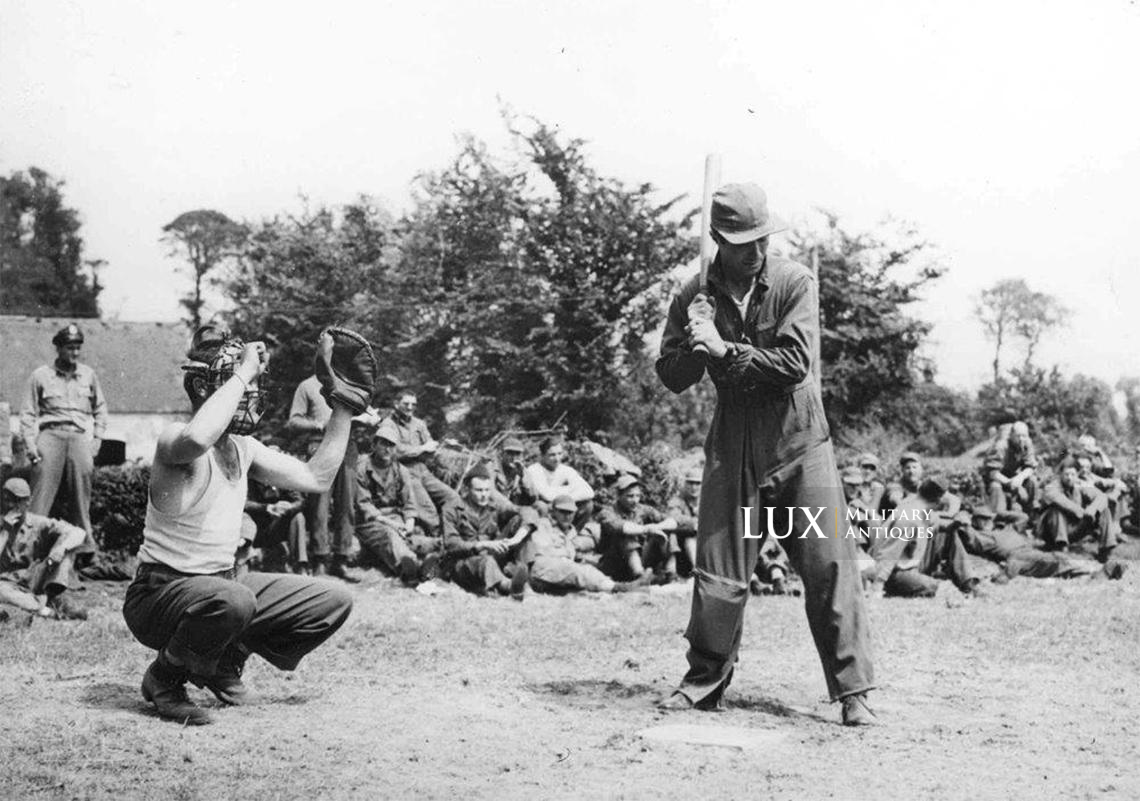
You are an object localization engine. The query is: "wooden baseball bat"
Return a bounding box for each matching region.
[693,154,722,354]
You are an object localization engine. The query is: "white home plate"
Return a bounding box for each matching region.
[637,724,786,751]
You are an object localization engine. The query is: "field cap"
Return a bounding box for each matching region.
[552,495,578,513]
[841,467,864,485]
[710,183,787,244]
[615,474,641,492]
[899,451,921,465]
[501,437,525,453]
[683,469,703,483]
[2,477,31,498]
[983,455,1004,469]
[52,323,84,346]
[971,505,996,519]
[858,453,880,469]
[374,420,401,444]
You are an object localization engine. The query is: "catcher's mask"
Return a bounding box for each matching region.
[182,334,266,436]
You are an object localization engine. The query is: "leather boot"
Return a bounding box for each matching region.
[141,655,213,725]
[190,646,255,706]
[327,556,360,583]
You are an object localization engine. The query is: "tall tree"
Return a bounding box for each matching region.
[162,209,248,328]
[975,278,1069,381]
[221,197,396,427]
[395,118,697,441]
[786,211,944,432]
[0,167,101,316]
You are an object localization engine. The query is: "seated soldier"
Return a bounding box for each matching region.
[440,469,530,600]
[980,456,1030,531]
[858,453,886,511]
[488,437,538,509]
[243,473,307,574]
[665,468,701,576]
[355,420,440,585]
[984,420,1039,517]
[1037,457,1115,561]
[841,466,878,587]
[597,474,679,582]
[957,505,1121,580]
[1076,451,1127,541]
[871,476,982,598]
[525,436,595,528]
[879,451,924,512]
[0,477,88,620]
[527,495,650,594]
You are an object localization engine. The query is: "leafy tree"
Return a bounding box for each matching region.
[0,167,101,316]
[786,211,944,432]
[163,209,248,328]
[221,197,396,431]
[395,118,698,442]
[974,278,1069,381]
[1115,376,1140,443]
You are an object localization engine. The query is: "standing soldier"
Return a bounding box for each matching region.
[20,324,107,540]
[287,373,360,580]
[655,183,876,725]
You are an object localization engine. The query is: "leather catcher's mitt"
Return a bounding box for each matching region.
[314,327,377,414]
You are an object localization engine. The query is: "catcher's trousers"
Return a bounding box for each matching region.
[123,564,352,677]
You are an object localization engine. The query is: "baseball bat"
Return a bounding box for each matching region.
[693,153,722,354]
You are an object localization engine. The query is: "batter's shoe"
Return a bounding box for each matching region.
[841,693,878,727]
[141,659,213,725]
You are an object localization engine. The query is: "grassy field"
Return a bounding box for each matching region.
[1,563,1138,801]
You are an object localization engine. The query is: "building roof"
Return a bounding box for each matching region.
[1,316,189,414]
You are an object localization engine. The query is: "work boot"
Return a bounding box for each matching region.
[841,693,878,727]
[509,564,529,601]
[656,690,725,713]
[398,555,420,586]
[141,657,213,725]
[419,553,441,582]
[327,556,361,584]
[189,648,255,706]
[47,592,88,621]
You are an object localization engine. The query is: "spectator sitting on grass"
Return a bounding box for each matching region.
[0,477,88,621]
[597,474,679,582]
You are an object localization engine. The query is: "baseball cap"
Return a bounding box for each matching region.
[615,474,641,492]
[710,183,787,245]
[374,420,401,444]
[551,495,577,513]
[2,477,31,498]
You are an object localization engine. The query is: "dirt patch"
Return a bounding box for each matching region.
[2,568,1139,800]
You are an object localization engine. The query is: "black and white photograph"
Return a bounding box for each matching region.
[2,1,1139,798]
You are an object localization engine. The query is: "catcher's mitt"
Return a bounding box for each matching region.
[314,327,378,414]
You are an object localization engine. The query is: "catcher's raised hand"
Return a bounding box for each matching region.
[314,327,378,415]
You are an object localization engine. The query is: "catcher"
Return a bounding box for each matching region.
[122,324,377,725]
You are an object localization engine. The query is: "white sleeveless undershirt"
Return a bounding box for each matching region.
[138,436,255,574]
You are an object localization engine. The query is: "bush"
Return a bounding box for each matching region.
[91,464,150,553]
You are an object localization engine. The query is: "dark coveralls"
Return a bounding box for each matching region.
[656,255,874,704]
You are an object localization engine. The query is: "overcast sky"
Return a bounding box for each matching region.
[3,0,1138,391]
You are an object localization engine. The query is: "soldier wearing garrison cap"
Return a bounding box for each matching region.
[656,182,876,725]
[19,323,107,543]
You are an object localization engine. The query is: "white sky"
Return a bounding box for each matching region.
[2,0,1138,391]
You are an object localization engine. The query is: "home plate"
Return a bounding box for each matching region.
[637,724,786,751]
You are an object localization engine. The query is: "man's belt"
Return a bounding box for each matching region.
[39,422,86,434]
[136,562,238,582]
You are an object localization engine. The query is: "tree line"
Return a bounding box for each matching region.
[5,116,1135,455]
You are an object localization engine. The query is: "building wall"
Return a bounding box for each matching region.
[103,412,189,464]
